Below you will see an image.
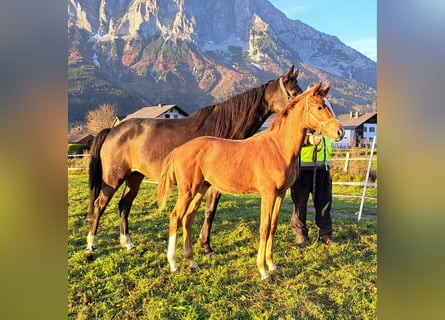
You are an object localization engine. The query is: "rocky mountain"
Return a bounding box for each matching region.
[68,0,377,122]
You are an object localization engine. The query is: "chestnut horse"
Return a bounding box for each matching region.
[157,82,344,282]
[86,66,302,251]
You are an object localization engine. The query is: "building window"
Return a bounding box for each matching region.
[363,127,367,132]
[174,115,178,119]
[164,114,170,119]
[370,127,375,132]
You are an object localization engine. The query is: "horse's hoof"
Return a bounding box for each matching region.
[85,246,95,251]
[189,260,201,270]
[268,263,278,273]
[262,277,273,284]
[120,234,136,250]
[169,263,179,273]
[200,244,214,256]
[206,252,217,257]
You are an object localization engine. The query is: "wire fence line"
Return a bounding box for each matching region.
[68,174,377,201]
[69,144,378,220]
[67,171,376,187]
[69,154,377,161]
[68,153,377,202]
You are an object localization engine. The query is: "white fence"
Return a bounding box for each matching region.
[68,154,378,193]
[68,151,377,220]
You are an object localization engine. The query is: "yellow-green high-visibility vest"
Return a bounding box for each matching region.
[300,136,333,170]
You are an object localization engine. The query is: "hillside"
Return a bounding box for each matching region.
[68,0,376,122]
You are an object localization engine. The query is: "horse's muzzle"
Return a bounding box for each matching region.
[332,127,345,142]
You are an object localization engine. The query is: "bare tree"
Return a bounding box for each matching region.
[86,103,118,135]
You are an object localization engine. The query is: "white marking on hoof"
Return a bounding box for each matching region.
[86,232,96,251]
[169,262,179,273]
[267,263,278,273]
[167,234,178,272]
[120,233,136,250]
[259,269,271,282]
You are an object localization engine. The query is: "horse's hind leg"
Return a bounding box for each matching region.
[118,172,144,250]
[167,183,208,272]
[87,185,118,251]
[183,184,209,269]
[199,186,221,255]
[168,193,192,272]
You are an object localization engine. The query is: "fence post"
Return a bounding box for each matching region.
[343,152,350,173]
[357,137,376,221]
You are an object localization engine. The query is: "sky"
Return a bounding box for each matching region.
[268,0,377,62]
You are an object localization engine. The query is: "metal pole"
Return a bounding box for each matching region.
[357,136,376,221]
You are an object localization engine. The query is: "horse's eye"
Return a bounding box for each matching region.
[317,106,323,110]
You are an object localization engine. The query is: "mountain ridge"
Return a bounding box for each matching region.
[68,0,376,122]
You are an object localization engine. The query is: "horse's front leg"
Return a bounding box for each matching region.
[199,187,221,255]
[257,195,275,283]
[265,194,284,274]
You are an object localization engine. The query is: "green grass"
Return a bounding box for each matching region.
[68,175,376,319]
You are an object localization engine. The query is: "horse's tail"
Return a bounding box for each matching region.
[157,150,177,211]
[88,128,111,217]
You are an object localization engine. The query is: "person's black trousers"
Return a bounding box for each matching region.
[290,168,333,239]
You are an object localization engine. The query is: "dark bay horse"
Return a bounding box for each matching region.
[86,66,302,251]
[157,82,344,282]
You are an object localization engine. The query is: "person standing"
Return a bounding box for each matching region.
[290,130,336,248]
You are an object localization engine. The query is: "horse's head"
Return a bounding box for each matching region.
[267,65,303,113]
[303,82,344,142]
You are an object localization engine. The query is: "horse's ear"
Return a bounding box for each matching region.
[293,68,299,78]
[285,65,294,80]
[309,82,323,95]
[319,83,332,97]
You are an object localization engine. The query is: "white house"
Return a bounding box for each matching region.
[119,104,189,123]
[334,111,377,148]
[248,109,377,149]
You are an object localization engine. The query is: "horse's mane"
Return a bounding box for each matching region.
[269,91,308,131]
[189,81,273,139]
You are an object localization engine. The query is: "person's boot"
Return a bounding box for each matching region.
[319,234,338,246]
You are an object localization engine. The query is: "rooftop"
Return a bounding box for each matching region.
[122,104,188,120]
[337,111,377,128]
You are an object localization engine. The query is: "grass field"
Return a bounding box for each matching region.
[68,175,376,319]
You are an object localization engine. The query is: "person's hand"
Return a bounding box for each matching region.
[308,134,322,145]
